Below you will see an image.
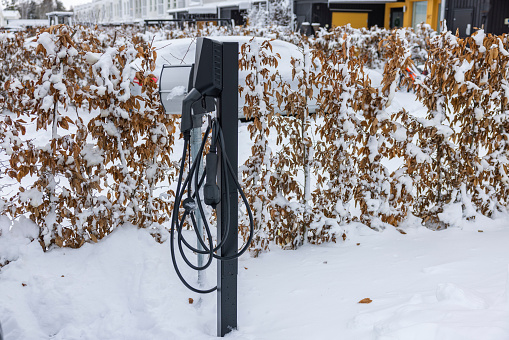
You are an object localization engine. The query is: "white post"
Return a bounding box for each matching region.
[290,0,295,31]
[190,124,205,285]
[440,0,446,32]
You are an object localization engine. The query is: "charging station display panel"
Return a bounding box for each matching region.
[159,65,193,115]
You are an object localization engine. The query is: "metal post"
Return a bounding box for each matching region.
[216,41,239,337]
[190,118,204,285]
[291,0,295,31]
[440,0,446,32]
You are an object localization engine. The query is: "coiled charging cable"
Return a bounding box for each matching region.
[170,116,254,294]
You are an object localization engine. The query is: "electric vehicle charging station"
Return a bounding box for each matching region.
[159,37,254,337]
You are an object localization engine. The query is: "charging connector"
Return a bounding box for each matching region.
[204,152,220,207]
[181,88,203,136]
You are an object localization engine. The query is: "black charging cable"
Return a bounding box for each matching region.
[170,116,254,294]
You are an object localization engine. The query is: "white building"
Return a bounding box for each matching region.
[1,9,21,28]
[167,0,263,24]
[72,0,263,25]
[5,19,49,28]
[47,11,74,25]
[74,0,185,24]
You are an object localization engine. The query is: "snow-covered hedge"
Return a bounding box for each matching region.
[1,25,176,251]
[237,26,509,251]
[1,24,509,254]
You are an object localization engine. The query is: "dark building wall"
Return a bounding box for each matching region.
[445,0,484,37]
[295,1,314,28]
[312,2,331,28]
[488,0,509,35]
[294,1,385,32]
[445,0,508,36]
[219,7,245,25]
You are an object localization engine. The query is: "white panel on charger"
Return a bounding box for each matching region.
[159,65,193,115]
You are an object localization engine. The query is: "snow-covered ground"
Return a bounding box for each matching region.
[1,55,509,338]
[1,213,509,339]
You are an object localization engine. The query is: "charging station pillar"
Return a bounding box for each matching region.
[216,41,239,337]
